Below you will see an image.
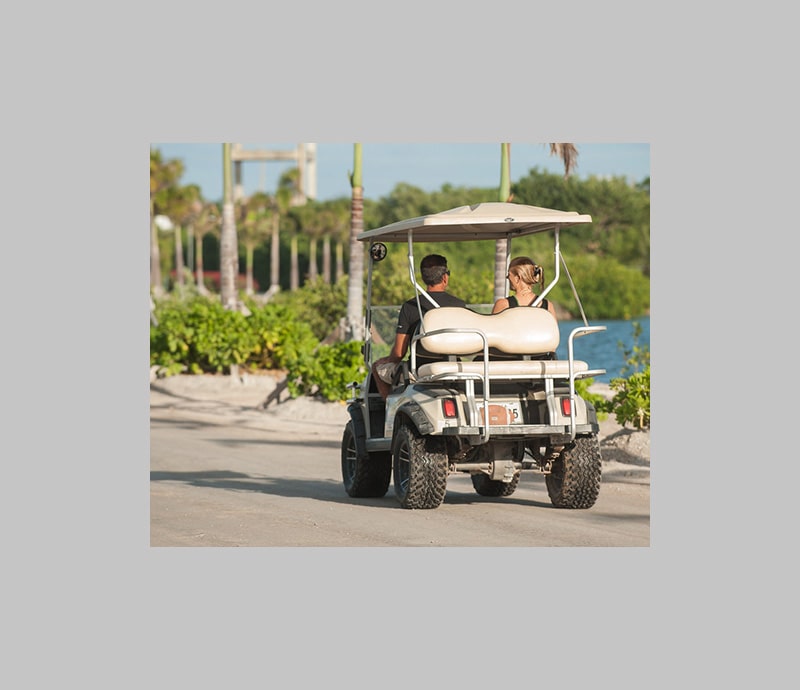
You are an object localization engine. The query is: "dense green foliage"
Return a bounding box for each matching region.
[150,292,358,401]
[608,366,651,429]
[151,290,652,421]
[285,340,366,400]
[150,295,261,375]
[271,275,350,340]
[584,320,651,427]
[152,156,650,320]
[355,170,650,318]
[608,321,651,428]
[545,254,650,321]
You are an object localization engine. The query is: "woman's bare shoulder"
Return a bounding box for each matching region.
[491,298,510,314]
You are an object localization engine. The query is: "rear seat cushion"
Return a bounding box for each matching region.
[417,359,588,378]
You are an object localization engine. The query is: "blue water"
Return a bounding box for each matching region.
[556,316,650,383]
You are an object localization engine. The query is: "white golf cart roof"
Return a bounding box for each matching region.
[358,201,592,243]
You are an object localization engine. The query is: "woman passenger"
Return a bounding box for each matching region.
[492,256,557,318]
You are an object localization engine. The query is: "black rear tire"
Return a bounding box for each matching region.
[545,435,601,509]
[471,472,520,497]
[341,421,391,498]
[392,423,448,509]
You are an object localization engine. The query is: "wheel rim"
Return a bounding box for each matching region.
[396,438,411,497]
[343,432,358,486]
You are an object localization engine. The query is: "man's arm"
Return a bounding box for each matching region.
[387,332,411,362]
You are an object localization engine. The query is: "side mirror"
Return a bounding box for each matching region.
[370,242,387,261]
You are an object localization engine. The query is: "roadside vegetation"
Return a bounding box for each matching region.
[576,322,650,429]
[151,280,650,426]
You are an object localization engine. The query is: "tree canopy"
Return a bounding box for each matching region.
[150,147,650,319]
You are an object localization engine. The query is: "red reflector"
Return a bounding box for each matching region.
[442,398,457,418]
[560,397,572,416]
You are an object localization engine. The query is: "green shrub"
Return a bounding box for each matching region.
[243,302,319,371]
[576,321,651,427]
[549,255,649,320]
[150,294,366,401]
[150,297,194,375]
[608,365,650,428]
[286,340,367,401]
[150,295,260,374]
[619,320,650,376]
[607,319,650,428]
[271,276,348,341]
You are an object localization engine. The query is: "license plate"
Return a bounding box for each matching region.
[480,402,522,425]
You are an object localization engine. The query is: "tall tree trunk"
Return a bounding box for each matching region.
[196,233,207,294]
[270,215,280,292]
[336,241,344,282]
[494,143,511,302]
[150,200,163,296]
[174,224,185,288]
[309,237,318,281]
[322,235,331,284]
[245,242,254,295]
[220,143,238,309]
[345,143,365,340]
[290,235,299,290]
[186,224,195,275]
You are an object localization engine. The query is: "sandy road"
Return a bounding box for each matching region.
[149,375,650,547]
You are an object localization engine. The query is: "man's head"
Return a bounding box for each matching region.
[420,254,450,287]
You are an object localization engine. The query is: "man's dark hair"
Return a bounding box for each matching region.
[420,254,449,286]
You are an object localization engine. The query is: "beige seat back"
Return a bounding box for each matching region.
[417,306,559,356]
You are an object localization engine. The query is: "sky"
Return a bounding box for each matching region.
[150,143,650,203]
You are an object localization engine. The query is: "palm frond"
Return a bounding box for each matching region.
[549,143,579,179]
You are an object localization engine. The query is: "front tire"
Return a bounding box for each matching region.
[392,423,448,509]
[545,435,601,509]
[341,421,391,498]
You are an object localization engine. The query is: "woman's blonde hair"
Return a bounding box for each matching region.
[508,256,544,289]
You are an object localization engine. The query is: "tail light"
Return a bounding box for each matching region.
[560,397,572,416]
[442,398,458,418]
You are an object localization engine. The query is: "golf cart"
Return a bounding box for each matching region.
[340,201,606,510]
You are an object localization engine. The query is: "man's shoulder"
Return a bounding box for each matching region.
[438,293,467,307]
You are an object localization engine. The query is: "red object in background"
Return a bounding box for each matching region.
[169,270,258,292]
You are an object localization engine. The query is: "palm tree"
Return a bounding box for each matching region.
[335,205,349,284]
[321,224,331,284]
[323,199,350,285]
[494,143,513,301]
[239,192,273,296]
[219,143,239,309]
[344,143,365,341]
[150,149,184,296]
[194,201,220,294]
[549,143,579,178]
[493,143,579,301]
[292,198,349,285]
[274,168,303,291]
[170,183,202,290]
[291,200,322,284]
[306,212,321,284]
